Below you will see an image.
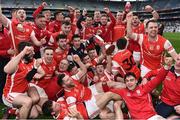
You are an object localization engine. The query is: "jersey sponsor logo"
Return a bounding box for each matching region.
[149,45,154,51]
[136,89,141,95]
[165,76,171,81]
[127,92,131,96]
[26,29,29,32]
[156,45,160,50]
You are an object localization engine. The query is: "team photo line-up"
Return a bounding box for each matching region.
[0,1,179,120]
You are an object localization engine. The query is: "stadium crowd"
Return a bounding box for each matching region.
[0,1,179,120]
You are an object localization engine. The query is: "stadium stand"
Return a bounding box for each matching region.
[1,0,179,32]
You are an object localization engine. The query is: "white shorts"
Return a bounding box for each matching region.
[2,92,27,108]
[29,83,48,98]
[85,85,114,118]
[89,84,98,96]
[84,85,100,118]
[133,51,140,62]
[147,114,165,120]
[140,64,151,78]
[84,95,100,119]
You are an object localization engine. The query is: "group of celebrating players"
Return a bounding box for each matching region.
[0,1,179,120]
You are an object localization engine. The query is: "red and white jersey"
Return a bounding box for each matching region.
[91,57,106,67]
[44,77,63,101]
[112,49,140,79]
[161,68,180,106]
[36,59,57,89]
[111,67,168,119]
[112,23,126,42]
[0,28,12,57]
[81,25,95,40]
[48,20,62,33]
[3,59,35,97]
[55,97,69,120]
[32,24,51,51]
[96,12,116,43]
[54,49,69,65]
[127,23,145,52]
[95,69,114,83]
[48,31,73,49]
[64,79,90,119]
[7,19,33,49]
[65,80,92,105]
[135,34,174,70]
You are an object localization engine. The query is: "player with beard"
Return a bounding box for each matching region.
[2,42,43,119]
[56,73,124,119]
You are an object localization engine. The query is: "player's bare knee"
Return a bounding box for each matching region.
[29,111,39,119]
[23,98,33,107]
[31,95,40,105]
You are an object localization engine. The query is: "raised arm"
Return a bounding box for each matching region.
[76,9,87,30]
[126,12,137,40]
[0,5,10,27]
[144,5,159,20]
[73,54,87,80]
[4,46,33,74]
[142,66,170,94]
[32,2,47,18]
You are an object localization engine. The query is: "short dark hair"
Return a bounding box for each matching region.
[42,100,53,116]
[57,74,66,86]
[86,14,93,19]
[116,37,127,50]
[62,21,71,26]
[146,19,157,28]
[54,11,63,18]
[72,34,80,40]
[124,72,136,80]
[96,62,105,68]
[82,53,89,60]
[87,47,96,52]
[67,63,76,72]
[56,34,67,41]
[17,41,32,53]
[133,13,139,18]
[43,47,54,53]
